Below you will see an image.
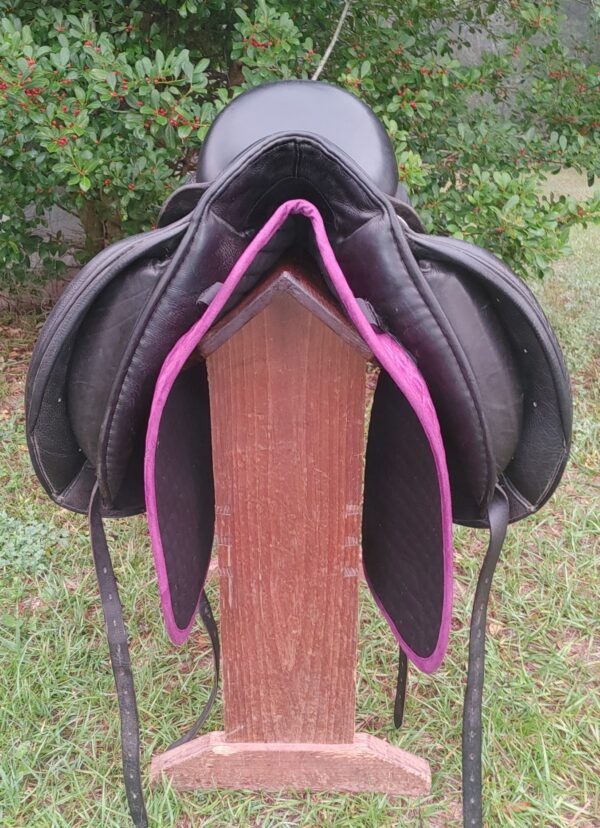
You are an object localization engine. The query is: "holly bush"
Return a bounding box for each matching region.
[0,0,598,287]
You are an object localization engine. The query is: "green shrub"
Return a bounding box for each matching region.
[0,0,598,286]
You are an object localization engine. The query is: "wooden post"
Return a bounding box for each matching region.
[151,263,430,796]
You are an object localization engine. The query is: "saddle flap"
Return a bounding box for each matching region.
[149,361,214,640]
[145,199,453,670]
[363,370,450,671]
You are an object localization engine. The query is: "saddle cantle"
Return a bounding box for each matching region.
[25,80,572,828]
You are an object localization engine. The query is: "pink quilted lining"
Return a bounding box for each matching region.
[144,199,453,673]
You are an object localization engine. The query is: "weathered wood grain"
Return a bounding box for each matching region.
[150,731,431,795]
[205,271,368,744]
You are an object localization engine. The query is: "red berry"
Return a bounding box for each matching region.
[104,178,111,185]
[57,137,68,146]
[410,100,417,109]
[128,183,135,190]
[84,41,93,46]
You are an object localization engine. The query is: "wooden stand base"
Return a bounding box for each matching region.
[150,732,431,796]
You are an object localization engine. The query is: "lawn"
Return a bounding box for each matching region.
[0,175,598,827]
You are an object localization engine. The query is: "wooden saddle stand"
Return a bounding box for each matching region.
[150,262,431,797]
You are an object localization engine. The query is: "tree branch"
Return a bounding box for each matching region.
[311,0,353,81]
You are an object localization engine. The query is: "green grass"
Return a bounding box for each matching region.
[1,179,598,827]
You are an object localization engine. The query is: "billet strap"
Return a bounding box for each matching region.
[462,487,510,828]
[88,485,219,826]
[393,649,409,729]
[166,593,220,751]
[89,484,148,827]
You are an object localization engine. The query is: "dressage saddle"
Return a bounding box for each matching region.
[25,80,572,827]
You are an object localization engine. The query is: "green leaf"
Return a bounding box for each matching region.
[164,123,176,148]
[79,176,91,192]
[182,60,194,83]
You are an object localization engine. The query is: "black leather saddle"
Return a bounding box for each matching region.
[25,80,572,828]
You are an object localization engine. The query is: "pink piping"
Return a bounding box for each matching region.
[144,199,453,672]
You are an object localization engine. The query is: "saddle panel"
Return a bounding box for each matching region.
[408,232,572,525]
[333,211,498,513]
[422,259,524,517]
[68,257,171,465]
[25,220,189,514]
